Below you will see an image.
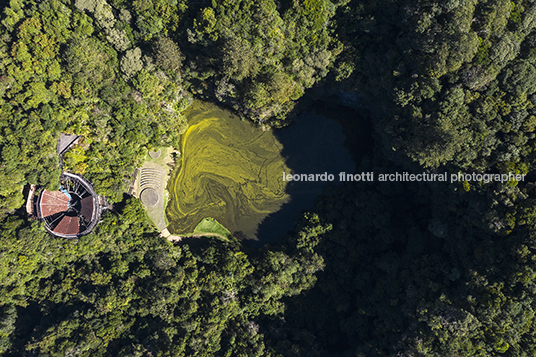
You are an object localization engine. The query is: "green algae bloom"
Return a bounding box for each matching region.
[166,101,290,239]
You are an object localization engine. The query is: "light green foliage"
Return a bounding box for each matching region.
[302,0,330,31]
[194,7,218,40]
[133,69,163,100]
[64,35,116,89]
[118,8,131,22]
[106,27,130,51]
[295,212,332,252]
[2,0,25,31]
[120,47,143,78]
[522,5,536,32]
[26,82,51,108]
[94,0,115,29]
[334,61,354,81]
[75,0,133,52]
[75,0,97,12]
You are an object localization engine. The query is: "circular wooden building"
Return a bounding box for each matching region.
[36,172,101,238]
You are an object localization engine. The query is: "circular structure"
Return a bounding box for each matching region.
[36,172,101,238]
[148,149,161,159]
[140,187,159,206]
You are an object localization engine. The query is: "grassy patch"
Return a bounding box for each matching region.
[194,217,233,240]
[145,147,177,171]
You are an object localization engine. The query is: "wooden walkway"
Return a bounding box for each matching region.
[57,134,81,167]
[26,184,36,217]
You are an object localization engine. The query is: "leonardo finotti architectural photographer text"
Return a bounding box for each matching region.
[282,172,526,184]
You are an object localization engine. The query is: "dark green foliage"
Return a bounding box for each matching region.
[0,198,321,356]
[328,0,536,169]
[263,0,536,355]
[171,0,340,122]
[501,60,536,96]
[152,36,184,75]
[64,35,117,90]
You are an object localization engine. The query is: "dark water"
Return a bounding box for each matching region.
[253,103,371,246]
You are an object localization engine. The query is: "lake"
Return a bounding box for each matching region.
[166,100,368,245]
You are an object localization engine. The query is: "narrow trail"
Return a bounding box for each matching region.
[160,228,228,243]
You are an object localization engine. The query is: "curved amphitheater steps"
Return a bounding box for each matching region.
[135,148,178,232]
[137,163,167,230]
[140,168,164,191]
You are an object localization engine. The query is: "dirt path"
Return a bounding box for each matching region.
[160,228,228,243]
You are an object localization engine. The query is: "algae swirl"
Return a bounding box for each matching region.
[166,101,290,239]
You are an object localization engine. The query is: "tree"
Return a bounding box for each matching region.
[64,35,116,89]
[221,38,259,81]
[501,60,536,96]
[152,36,184,74]
[120,47,143,78]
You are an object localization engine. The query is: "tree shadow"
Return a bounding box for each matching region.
[250,100,374,248]
[7,301,87,357]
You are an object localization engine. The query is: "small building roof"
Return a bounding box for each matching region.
[80,196,94,220]
[39,190,69,218]
[54,215,79,236]
[57,134,81,156]
[36,172,101,238]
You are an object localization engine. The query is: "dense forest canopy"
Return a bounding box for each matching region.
[2,0,536,356]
